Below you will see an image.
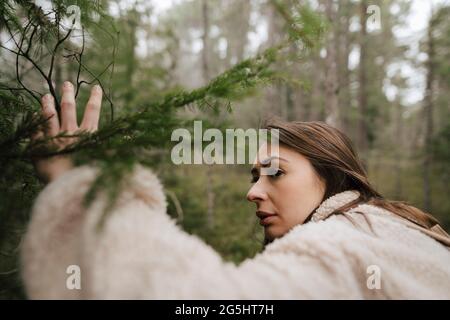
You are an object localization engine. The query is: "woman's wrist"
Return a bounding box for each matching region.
[48,156,74,182]
[35,155,74,184]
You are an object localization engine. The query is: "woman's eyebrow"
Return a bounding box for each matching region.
[251,156,288,172]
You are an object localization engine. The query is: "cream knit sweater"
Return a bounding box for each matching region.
[21,165,450,299]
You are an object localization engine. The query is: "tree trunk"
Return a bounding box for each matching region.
[423,15,436,212]
[124,9,138,105]
[358,0,369,158]
[324,0,340,128]
[285,83,295,121]
[394,100,403,199]
[264,3,284,118]
[338,0,352,132]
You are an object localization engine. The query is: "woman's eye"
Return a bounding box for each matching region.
[250,170,283,183]
[270,169,284,178]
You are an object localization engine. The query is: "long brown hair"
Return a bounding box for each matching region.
[263,117,450,246]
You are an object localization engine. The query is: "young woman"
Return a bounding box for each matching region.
[22,82,450,299]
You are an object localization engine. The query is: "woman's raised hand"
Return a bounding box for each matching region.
[32,81,103,184]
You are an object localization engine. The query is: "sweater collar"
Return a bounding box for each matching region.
[310,190,361,222]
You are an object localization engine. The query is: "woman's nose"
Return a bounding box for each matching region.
[246,184,268,203]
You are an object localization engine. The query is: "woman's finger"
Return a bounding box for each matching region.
[31,126,44,142]
[41,94,60,136]
[80,85,103,132]
[60,81,78,132]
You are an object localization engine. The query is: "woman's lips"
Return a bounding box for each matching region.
[256,211,278,226]
[259,215,277,226]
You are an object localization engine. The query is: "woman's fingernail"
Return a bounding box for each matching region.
[93,84,102,92]
[64,81,72,88]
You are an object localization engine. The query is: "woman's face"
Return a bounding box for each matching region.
[247,143,326,241]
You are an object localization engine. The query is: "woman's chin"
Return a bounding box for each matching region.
[264,225,284,241]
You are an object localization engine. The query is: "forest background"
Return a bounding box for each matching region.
[0,0,448,299]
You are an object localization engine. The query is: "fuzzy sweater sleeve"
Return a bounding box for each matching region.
[21,165,363,299]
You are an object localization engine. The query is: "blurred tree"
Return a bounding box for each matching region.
[421,5,450,214]
[323,0,340,128]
